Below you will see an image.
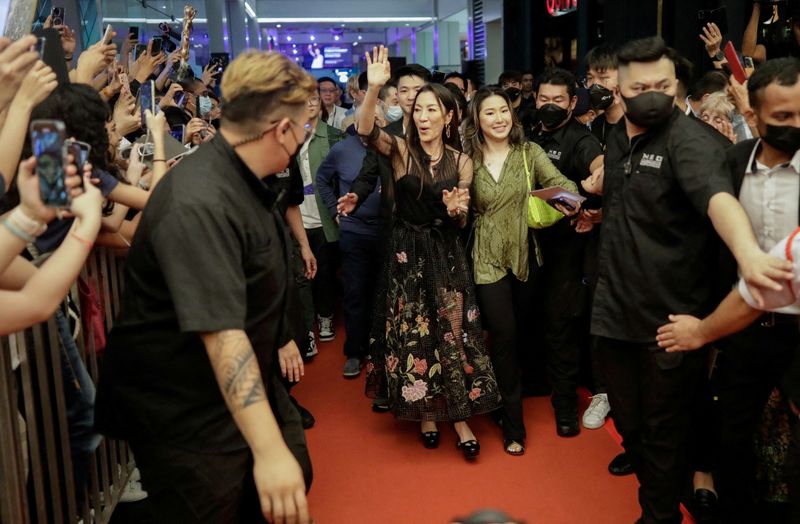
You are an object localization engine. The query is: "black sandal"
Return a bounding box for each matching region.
[420,431,440,449]
[456,438,481,460]
[504,439,525,456]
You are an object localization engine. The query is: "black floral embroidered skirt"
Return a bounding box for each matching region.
[365,220,501,422]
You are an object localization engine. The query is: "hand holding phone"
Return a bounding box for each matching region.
[30,119,69,208]
[102,24,114,46]
[50,7,65,27]
[724,41,747,84]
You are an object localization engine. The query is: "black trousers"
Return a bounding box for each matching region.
[299,227,338,323]
[713,319,798,523]
[339,231,382,358]
[596,337,704,524]
[541,227,591,413]
[476,272,531,441]
[131,377,312,523]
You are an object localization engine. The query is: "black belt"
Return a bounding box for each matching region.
[759,312,799,328]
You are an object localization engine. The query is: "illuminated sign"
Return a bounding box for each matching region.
[546,0,578,16]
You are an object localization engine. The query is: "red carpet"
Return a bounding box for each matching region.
[292,332,688,524]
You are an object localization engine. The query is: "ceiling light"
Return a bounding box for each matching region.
[334,35,339,41]
[276,24,282,28]
[358,35,362,40]
[286,35,292,41]
[310,35,315,41]
[256,17,434,23]
[244,2,257,19]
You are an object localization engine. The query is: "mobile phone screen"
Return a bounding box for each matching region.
[31,121,68,208]
[51,7,65,26]
[139,81,153,129]
[102,24,113,45]
[150,36,163,55]
[134,44,147,61]
[170,125,185,143]
[129,26,139,40]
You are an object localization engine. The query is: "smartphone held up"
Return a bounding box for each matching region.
[30,119,69,208]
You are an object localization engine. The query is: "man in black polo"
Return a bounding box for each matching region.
[592,37,793,524]
[95,51,316,523]
[532,67,604,437]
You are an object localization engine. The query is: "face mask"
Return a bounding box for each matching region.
[622,91,674,128]
[538,103,569,129]
[198,95,213,117]
[589,84,614,111]
[762,124,800,154]
[385,105,403,123]
[505,87,521,101]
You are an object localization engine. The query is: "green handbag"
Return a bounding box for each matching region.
[523,145,564,229]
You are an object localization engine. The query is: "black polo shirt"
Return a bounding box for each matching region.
[590,113,617,150]
[591,108,734,343]
[533,118,603,188]
[95,133,296,452]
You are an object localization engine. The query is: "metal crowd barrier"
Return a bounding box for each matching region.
[0,248,132,524]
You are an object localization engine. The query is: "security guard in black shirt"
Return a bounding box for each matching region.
[531,68,604,437]
[592,37,785,524]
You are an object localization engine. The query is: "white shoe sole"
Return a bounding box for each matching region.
[319,334,335,342]
[582,418,607,430]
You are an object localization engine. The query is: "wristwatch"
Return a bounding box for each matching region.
[714,50,725,62]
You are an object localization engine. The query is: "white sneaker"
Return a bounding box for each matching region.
[119,478,148,503]
[305,331,318,358]
[582,393,611,429]
[318,315,335,342]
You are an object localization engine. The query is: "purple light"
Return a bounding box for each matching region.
[287,35,292,41]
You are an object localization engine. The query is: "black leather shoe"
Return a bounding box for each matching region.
[293,401,315,429]
[691,488,719,523]
[555,411,580,437]
[456,438,480,460]
[420,431,440,449]
[371,398,391,413]
[608,452,634,476]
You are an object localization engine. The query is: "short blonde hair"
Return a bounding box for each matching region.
[699,91,735,120]
[221,51,316,131]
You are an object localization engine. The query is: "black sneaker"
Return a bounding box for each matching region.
[318,315,335,342]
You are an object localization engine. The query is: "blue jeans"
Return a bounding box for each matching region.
[339,231,382,358]
[55,308,102,502]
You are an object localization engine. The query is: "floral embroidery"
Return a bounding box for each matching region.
[443,332,455,345]
[365,362,375,374]
[401,379,428,402]
[468,387,482,401]
[463,363,474,375]
[396,251,408,263]
[467,308,479,323]
[386,355,399,373]
[413,358,428,375]
[400,321,409,333]
[416,315,430,337]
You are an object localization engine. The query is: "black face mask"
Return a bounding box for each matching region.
[505,87,521,101]
[622,91,674,128]
[589,84,614,111]
[762,124,800,154]
[538,103,569,129]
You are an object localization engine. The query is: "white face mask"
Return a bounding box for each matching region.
[385,105,403,123]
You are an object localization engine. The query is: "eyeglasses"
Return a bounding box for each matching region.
[308,96,321,105]
[319,88,337,94]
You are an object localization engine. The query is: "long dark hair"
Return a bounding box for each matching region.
[463,86,525,167]
[403,83,461,187]
[29,83,115,177]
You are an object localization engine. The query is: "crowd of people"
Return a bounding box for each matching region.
[2,5,800,524]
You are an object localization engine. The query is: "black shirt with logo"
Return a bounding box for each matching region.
[591,108,734,343]
[533,118,603,190]
[95,134,299,452]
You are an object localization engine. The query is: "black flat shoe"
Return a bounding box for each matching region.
[503,439,525,456]
[456,438,480,460]
[608,452,634,476]
[691,488,719,523]
[420,431,440,449]
[555,410,580,438]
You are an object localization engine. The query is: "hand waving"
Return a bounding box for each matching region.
[365,45,391,89]
[700,22,723,59]
[442,187,469,217]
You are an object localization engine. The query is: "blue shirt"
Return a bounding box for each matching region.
[315,135,381,237]
[35,168,120,253]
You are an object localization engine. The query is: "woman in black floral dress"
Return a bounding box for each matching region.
[338,46,500,459]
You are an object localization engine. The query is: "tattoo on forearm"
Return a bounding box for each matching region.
[208,330,266,411]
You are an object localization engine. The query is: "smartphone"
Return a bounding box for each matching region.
[133,43,147,61]
[101,24,113,46]
[150,36,163,55]
[743,56,755,77]
[50,6,65,26]
[175,91,186,108]
[170,124,185,143]
[209,52,230,76]
[548,197,576,212]
[118,72,131,96]
[65,139,91,169]
[33,37,46,58]
[30,120,69,208]
[128,26,139,40]
[724,41,747,84]
[138,80,156,129]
